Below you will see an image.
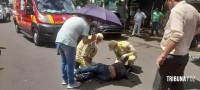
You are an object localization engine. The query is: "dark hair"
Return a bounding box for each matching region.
[84,15,93,21]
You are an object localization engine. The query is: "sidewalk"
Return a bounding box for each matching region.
[123,29,200,57]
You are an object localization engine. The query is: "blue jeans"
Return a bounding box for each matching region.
[75,63,112,81]
[56,43,76,84]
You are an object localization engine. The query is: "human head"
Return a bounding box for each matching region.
[95,33,104,44]
[167,0,183,10]
[108,40,118,51]
[155,8,159,12]
[137,8,141,12]
[85,15,93,25]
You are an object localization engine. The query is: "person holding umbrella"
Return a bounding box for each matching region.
[55,15,95,89]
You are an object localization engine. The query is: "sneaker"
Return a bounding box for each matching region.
[62,80,67,85]
[67,81,81,89]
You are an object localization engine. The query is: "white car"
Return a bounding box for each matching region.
[0,4,7,22]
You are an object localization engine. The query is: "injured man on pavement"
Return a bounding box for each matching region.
[74,62,128,81]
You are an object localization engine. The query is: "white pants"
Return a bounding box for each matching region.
[132,21,142,35]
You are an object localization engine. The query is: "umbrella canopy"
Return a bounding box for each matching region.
[76,5,122,26]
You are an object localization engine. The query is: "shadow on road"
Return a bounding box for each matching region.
[0,47,6,56]
[0,47,6,71]
[0,20,11,23]
[131,65,143,74]
[23,36,56,48]
[42,43,56,48]
[184,79,200,89]
[76,65,143,89]
[77,73,142,89]
[124,29,162,43]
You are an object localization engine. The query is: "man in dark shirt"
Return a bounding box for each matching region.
[74,62,128,81]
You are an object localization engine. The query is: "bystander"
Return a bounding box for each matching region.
[153,0,200,90]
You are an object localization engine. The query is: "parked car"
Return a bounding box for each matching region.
[0,4,7,22]
[89,12,123,37]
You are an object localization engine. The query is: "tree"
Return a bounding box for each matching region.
[102,0,118,9]
[73,0,90,7]
[0,0,9,4]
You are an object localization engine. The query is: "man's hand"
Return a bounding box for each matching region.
[156,54,167,68]
[156,39,178,68]
[91,34,96,42]
[83,56,92,64]
[120,54,128,64]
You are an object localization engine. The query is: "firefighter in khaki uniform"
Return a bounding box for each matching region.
[76,33,104,68]
[108,40,137,70]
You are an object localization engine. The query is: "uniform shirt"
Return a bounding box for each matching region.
[160,1,200,55]
[76,37,97,60]
[134,12,146,22]
[76,36,97,67]
[114,41,137,59]
[152,11,163,22]
[55,17,90,47]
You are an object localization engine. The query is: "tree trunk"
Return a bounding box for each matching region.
[126,0,131,30]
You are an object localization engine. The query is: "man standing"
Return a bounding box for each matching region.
[108,40,137,70]
[132,8,146,36]
[75,33,104,68]
[5,6,12,21]
[55,16,95,89]
[150,8,163,36]
[153,0,200,90]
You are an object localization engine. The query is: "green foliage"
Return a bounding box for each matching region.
[72,0,83,6]
[103,0,119,5]
[0,0,9,4]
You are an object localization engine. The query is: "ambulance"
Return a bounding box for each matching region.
[12,0,75,46]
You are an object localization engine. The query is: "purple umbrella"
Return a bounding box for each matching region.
[76,5,122,26]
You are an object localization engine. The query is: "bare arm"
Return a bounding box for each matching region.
[157,40,178,68]
[195,23,200,35]
[81,45,92,64]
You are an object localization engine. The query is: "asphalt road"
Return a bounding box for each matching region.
[0,19,200,90]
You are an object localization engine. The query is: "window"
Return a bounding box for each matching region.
[20,0,25,10]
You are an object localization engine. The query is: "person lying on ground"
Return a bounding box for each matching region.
[74,62,128,81]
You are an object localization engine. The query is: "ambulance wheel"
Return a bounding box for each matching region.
[15,24,21,33]
[33,29,42,46]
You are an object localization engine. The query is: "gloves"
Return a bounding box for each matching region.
[120,54,129,64]
[120,54,127,61]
